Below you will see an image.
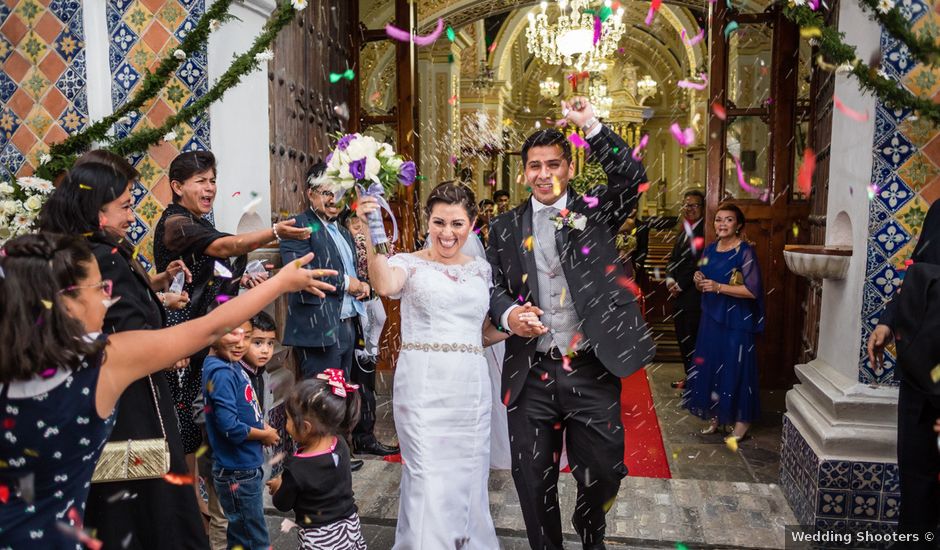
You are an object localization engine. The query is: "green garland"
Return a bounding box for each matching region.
[782,3,940,125]
[110,2,296,156]
[854,0,940,66]
[45,0,237,163]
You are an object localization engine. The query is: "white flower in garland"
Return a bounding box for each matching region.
[164,131,178,142]
[791,0,806,6]
[173,49,186,60]
[877,68,893,80]
[38,152,51,165]
[254,50,274,63]
[291,0,307,10]
[209,19,221,31]
[877,0,895,13]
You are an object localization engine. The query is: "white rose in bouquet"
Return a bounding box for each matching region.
[24,195,43,211]
[2,200,17,215]
[363,156,381,182]
[0,182,14,195]
[387,156,404,171]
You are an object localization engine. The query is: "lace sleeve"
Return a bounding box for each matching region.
[386,253,413,299]
[477,259,493,290]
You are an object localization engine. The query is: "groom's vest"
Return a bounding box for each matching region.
[533,209,581,353]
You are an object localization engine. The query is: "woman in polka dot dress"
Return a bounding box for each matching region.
[0,233,334,547]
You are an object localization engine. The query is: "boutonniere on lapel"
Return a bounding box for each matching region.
[551,209,587,231]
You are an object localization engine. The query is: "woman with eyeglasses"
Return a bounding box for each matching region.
[37,155,210,548]
[0,230,334,548]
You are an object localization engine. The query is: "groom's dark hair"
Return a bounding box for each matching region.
[521,129,572,164]
[425,181,478,221]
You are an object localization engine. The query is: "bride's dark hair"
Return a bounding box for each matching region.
[424,181,478,221]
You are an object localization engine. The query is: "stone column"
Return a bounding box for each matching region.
[780,0,901,534]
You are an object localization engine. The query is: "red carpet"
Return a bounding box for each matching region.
[619,368,672,478]
[384,369,671,478]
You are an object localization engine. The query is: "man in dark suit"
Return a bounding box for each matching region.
[487,97,655,550]
[666,190,706,390]
[280,163,398,460]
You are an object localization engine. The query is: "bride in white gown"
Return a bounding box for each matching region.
[357,182,536,549]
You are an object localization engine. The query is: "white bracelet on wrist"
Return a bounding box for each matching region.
[272,224,281,242]
[581,117,599,133]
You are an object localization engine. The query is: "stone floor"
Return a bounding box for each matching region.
[265,362,797,549]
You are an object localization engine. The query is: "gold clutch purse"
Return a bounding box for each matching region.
[92,376,170,483]
[728,268,744,286]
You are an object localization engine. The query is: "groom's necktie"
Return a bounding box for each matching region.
[534,207,560,272]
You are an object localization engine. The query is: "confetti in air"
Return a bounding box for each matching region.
[632,134,649,161]
[681,28,705,46]
[582,195,599,208]
[385,18,444,46]
[677,73,708,91]
[645,0,662,25]
[568,133,588,148]
[711,102,727,120]
[834,95,870,122]
[670,123,695,147]
[329,69,355,83]
[724,21,739,38]
[213,261,233,279]
[797,148,816,197]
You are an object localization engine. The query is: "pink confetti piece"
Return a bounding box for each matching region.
[582,195,599,208]
[568,133,588,148]
[632,134,649,161]
[677,73,708,91]
[638,182,651,193]
[797,148,816,197]
[385,18,444,47]
[711,102,727,120]
[834,95,869,122]
[281,518,298,532]
[734,156,766,200]
[645,0,662,25]
[581,245,591,255]
[683,219,697,254]
[681,28,705,46]
[670,123,695,147]
[593,15,602,45]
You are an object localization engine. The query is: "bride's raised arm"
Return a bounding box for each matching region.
[357,195,407,297]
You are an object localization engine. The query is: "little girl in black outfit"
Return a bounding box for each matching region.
[266,370,367,549]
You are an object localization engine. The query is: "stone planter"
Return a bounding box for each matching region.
[783,245,852,281]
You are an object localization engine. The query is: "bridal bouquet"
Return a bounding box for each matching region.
[324,133,416,253]
[0,176,54,245]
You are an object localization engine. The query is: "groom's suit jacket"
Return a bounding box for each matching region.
[487,125,656,407]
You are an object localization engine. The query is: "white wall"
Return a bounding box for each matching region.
[207,0,275,234]
[815,0,880,381]
[82,0,112,129]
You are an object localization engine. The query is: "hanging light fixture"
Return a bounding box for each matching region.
[526,0,627,72]
[588,78,613,119]
[471,60,496,92]
[539,76,560,99]
[636,74,658,104]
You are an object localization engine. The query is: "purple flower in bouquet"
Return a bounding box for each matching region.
[349,158,367,180]
[398,161,417,186]
[337,134,356,151]
[325,152,333,164]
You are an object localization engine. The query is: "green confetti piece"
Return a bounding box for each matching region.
[613,147,620,154]
[599,5,612,22]
[446,26,455,42]
[448,53,454,63]
[676,544,689,550]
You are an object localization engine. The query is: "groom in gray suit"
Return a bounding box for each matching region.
[487,97,655,549]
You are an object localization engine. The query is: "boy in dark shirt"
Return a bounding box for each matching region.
[241,312,277,413]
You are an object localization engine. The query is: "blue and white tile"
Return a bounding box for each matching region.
[0,142,26,174]
[126,214,148,245]
[871,264,904,298]
[49,0,81,23]
[851,462,884,492]
[819,460,852,490]
[874,174,913,212]
[897,0,927,23]
[849,492,881,520]
[883,464,900,493]
[881,493,900,523]
[867,200,893,236]
[130,179,148,206]
[875,131,916,170]
[872,220,911,258]
[880,34,914,79]
[0,71,16,105]
[817,489,849,518]
[176,57,206,90]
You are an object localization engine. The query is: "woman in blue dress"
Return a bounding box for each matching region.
[683,203,764,443]
[0,232,334,547]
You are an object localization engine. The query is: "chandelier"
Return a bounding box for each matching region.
[588,78,613,119]
[526,0,626,71]
[539,76,560,99]
[471,60,496,92]
[636,74,658,104]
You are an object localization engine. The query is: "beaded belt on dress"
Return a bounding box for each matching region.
[401,342,483,355]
